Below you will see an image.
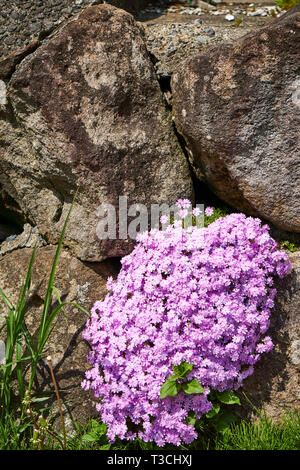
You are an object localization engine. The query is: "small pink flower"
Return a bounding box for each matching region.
[175,199,191,209]
[160,215,169,224]
[205,206,214,217]
[174,219,183,228]
[179,208,188,219]
[192,207,202,217]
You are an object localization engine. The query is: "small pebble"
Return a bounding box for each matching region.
[11,11,19,20]
[167,46,177,56]
[195,37,206,44]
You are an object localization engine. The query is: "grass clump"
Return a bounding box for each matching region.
[275,0,300,10]
[0,191,89,448]
[2,410,298,451]
[215,411,300,450]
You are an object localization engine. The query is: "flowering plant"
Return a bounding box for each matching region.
[81,201,291,446]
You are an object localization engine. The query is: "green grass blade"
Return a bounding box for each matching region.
[21,323,36,359]
[15,333,25,401]
[15,243,37,331]
[0,287,15,311]
[5,311,14,364]
[11,244,37,404]
[37,302,73,355]
[37,301,90,356]
[0,355,33,371]
[67,302,90,317]
[0,250,37,410]
[53,286,68,328]
[38,191,77,346]
[28,190,78,393]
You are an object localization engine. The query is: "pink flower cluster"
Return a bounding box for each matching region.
[81,205,291,446]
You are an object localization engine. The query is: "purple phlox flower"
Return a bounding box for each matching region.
[205,206,214,217]
[81,201,291,447]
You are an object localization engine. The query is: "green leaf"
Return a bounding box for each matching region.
[69,302,90,317]
[90,420,107,435]
[82,432,98,442]
[29,191,78,394]
[37,190,78,352]
[39,416,48,428]
[21,323,35,358]
[160,378,181,399]
[15,242,37,331]
[206,402,221,418]
[53,286,68,328]
[0,287,15,311]
[31,396,51,403]
[100,444,111,450]
[182,378,204,395]
[82,421,108,444]
[212,411,238,434]
[16,333,25,401]
[196,419,205,432]
[216,390,241,405]
[0,355,32,370]
[186,411,196,426]
[172,361,193,379]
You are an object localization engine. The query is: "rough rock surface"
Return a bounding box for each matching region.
[238,251,300,420]
[0,223,46,256]
[0,4,193,261]
[0,0,152,59]
[141,14,275,78]
[0,246,120,430]
[171,8,300,233]
[0,40,40,80]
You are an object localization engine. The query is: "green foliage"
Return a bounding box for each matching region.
[275,0,300,10]
[215,390,241,406]
[81,420,111,450]
[280,240,298,252]
[159,376,181,398]
[0,190,89,422]
[1,409,299,450]
[205,402,220,419]
[0,413,34,450]
[159,361,204,399]
[204,207,229,227]
[233,17,243,27]
[201,389,240,435]
[159,362,241,439]
[172,361,193,379]
[216,411,300,450]
[182,379,204,395]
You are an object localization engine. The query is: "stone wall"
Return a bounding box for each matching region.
[0,0,151,59]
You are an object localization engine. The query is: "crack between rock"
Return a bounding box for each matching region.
[0,40,41,82]
[154,66,202,204]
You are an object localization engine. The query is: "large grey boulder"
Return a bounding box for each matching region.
[0,4,193,262]
[171,9,300,233]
